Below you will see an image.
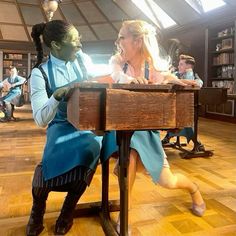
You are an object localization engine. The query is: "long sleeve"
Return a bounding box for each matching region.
[30,51,110,128]
[30,67,59,128]
[14,76,26,87]
[194,73,203,88]
[182,70,203,88]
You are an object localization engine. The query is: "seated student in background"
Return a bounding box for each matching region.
[0,66,26,122]
[177,54,203,87]
[162,54,203,145]
[27,20,112,236]
[108,20,206,233]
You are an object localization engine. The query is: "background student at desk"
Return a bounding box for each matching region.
[0,66,26,122]
[162,54,204,145]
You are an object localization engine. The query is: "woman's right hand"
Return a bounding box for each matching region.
[53,86,71,101]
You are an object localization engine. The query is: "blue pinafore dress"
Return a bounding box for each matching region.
[33,57,104,188]
[102,61,165,183]
[1,76,23,105]
[166,71,195,142]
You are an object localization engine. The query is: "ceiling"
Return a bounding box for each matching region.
[0,0,236,44]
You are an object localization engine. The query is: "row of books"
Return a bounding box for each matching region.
[3,60,26,67]
[212,80,235,94]
[217,27,235,38]
[3,68,27,77]
[213,53,234,65]
[3,53,26,60]
[216,65,235,78]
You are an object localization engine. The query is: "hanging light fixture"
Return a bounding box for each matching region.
[42,0,62,21]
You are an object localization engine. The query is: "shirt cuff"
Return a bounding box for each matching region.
[49,95,60,108]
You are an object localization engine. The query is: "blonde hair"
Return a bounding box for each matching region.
[121,20,170,71]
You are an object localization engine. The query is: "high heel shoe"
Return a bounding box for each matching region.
[192,202,206,217]
[190,183,206,217]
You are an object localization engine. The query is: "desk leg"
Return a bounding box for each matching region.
[117,131,133,236]
[74,159,120,236]
[180,91,213,159]
[99,159,119,236]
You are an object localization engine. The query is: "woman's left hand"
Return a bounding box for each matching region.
[162,72,186,86]
[53,86,71,101]
[130,77,148,84]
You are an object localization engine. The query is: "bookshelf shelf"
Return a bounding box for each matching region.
[210,77,234,80]
[211,48,234,53]
[0,51,47,102]
[211,34,234,41]
[205,21,236,120]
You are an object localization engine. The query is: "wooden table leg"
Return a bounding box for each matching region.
[74,158,120,236]
[117,131,133,236]
[99,158,119,236]
[74,130,133,236]
[180,90,213,158]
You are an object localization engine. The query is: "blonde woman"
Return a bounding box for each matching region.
[108,20,206,232]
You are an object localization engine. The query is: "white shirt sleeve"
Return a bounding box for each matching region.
[194,73,203,88]
[15,76,26,86]
[109,55,134,83]
[30,67,59,128]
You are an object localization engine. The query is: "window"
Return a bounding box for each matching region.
[131,0,176,29]
[201,0,226,12]
[185,0,226,13]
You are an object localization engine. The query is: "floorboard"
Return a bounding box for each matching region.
[0,104,236,236]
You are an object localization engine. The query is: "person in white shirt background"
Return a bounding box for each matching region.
[0,66,26,122]
[162,54,204,145]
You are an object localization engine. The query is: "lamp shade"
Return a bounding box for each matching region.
[42,0,61,21]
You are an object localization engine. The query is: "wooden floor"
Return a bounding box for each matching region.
[0,104,236,236]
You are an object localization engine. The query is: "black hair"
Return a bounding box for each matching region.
[31,20,73,68]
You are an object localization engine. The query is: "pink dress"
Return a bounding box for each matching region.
[109,54,165,84]
[107,54,169,184]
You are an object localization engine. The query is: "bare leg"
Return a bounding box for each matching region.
[158,167,204,206]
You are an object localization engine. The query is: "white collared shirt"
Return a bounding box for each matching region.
[30,51,110,127]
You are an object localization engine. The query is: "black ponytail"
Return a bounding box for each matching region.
[31,23,46,68]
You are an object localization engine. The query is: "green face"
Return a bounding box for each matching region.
[57,26,82,62]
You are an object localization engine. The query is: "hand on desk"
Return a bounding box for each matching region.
[130,77,148,84]
[162,72,186,86]
[53,86,71,101]
[90,75,113,84]
[180,79,199,86]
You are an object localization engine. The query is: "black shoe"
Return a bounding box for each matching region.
[162,136,170,145]
[26,219,44,236]
[54,192,82,235]
[10,116,19,121]
[0,117,10,122]
[55,217,73,235]
[196,142,205,152]
[26,199,46,236]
